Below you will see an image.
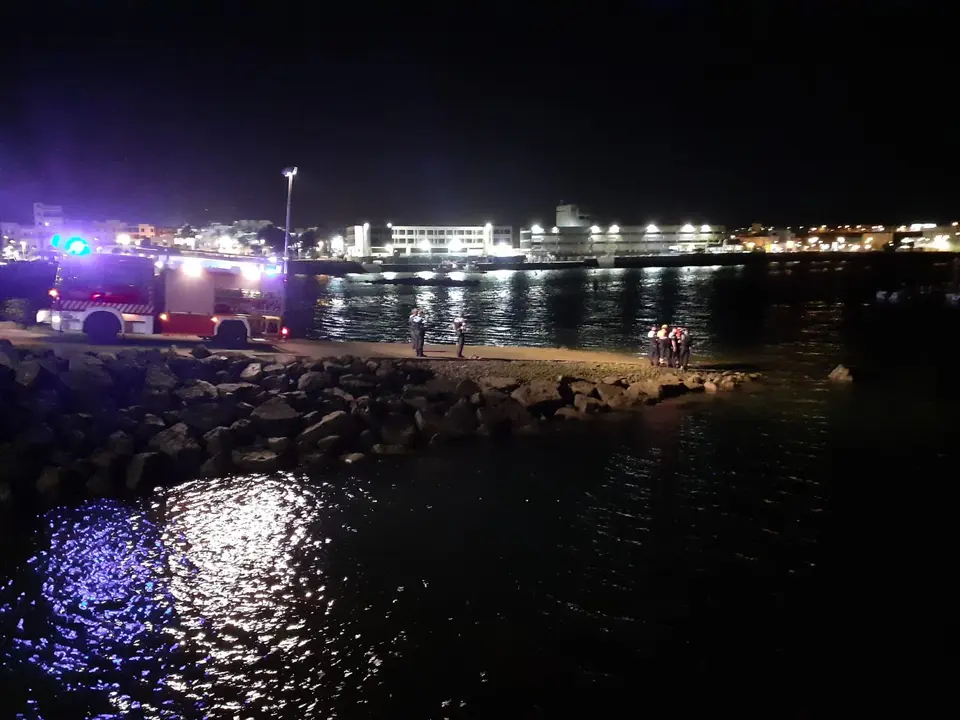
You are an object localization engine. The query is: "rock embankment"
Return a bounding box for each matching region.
[0,339,759,504]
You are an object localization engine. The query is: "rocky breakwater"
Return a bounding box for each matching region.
[0,339,759,505]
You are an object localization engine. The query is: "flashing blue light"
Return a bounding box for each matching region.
[50,234,62,249]
[265,265,281,276]
[66,238,90,255]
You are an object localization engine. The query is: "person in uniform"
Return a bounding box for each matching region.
[656,324,671,367]
[452,315,468,358]
[414,310,427,357]
[646,325,659,366]
[408,309,422,353]
[677,327,692,370]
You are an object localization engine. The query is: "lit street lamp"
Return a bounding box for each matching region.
[281,167,298,271]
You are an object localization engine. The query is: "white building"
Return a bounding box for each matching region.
[33,202,64,230]
[342,223,515,258]
[520,204,725,258]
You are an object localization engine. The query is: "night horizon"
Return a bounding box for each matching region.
[2,2,957,229]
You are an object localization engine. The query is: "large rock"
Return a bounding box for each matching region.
[554,406,589,421]
[414,409,445,438]
[297,371,332,393]
[203,426,234,457]
[568,380,597,397]
[229,418,257,445]
[574,394,605,414]
[372,443,411,455]
[178,403,236,434]
[297,411,353,448]
[144,364,179,391]
[480,376,520,392]
[16,358,58,390]
[147,423,202,473]
[250,397,300,437]
[595,383,626,405]
[0,339,20,377]
[443,399,478,437]
[60,360,114,395]
[476,397,533,432]
[125,452,170,490]
[340,452,366,465]
[175,380,218,404]
[190,344,212,359]
[703,381,718,393]
[511,381,564,414]
[828,364,853,383]
[239,362,263,382]
[231,448,281,473]
[216,382,261,401]
[380,414,418,447]
[338,374,377,394]
[455,378,481,397]
[260,374,290,392]
[136,414,167,442]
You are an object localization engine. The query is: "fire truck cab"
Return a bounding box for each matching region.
[43,251,285,346]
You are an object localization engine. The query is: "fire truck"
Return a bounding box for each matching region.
[39,249,287,346]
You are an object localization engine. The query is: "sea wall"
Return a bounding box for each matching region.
[0,339,758,505]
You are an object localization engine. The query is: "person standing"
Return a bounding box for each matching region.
[670,328,682,368]
[656,324,671,367]
[647,324,659,366]
[408,309,422,353]
[452,315,468,358]
[414,310,427,357]
[677,327,692,370]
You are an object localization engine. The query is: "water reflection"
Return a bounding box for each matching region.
[0,501,183,717]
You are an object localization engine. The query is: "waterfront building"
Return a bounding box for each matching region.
[342,223,514,258]
[520,204,724,259]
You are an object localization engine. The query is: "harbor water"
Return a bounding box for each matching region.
[1,263,956,716]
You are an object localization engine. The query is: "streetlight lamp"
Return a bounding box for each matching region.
[281,167,298,271]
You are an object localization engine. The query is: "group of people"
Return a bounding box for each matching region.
[647,324,692,370]
[408,308,469,358]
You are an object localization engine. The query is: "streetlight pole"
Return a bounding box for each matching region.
[281,166,297,324]
[282,166,298,273]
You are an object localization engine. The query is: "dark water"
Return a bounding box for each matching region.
[2,263,958,716]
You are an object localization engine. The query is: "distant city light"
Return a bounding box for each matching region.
[420,239,431,251]
[241,264,261,281]
[551,226,559,233]
[363,222,370,230]
[484,222,492,229]
[449,239,463,252]
[590,225,602,234]
[531,224,544,234]
[680,224,695,233]
[386,222,392,228]
[646,224,660,233]
[65,237,89,255]
[117,233,131,245]
[385,243,394,253]
[700,224,712,232]
[608,224,620,234]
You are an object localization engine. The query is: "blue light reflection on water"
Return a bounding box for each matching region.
[0,500,198,718]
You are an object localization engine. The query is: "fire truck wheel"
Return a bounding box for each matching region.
[84,311,122,344]
[214,320,248,349]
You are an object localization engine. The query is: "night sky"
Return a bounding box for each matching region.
[0,2,954,229]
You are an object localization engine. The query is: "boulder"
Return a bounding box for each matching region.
[16,358,58,390]
[443,399,478,437]
[267,437,291,454]
[297,371,332,393]
[315,435,342,456]
[595,383,626,405]
[480,388,509,405]
[125,452,170,490]
[574,394,605,414]
[199,452,232,478]
[203,426,234,457]
[303,410,354,445]
[239,362,263,382]
[147,423,202,473]
[338,374,377,394]
[511,381,564,414]
[141,388,173,412]
[340,452,366,465]
[718,376,739,391]
[60,362,114,395]
[455,378,481,397]
[554,406,588,421]
[380,414,418,447]
[106,430,135,456]
[260,374,290,392]
[262,362,287,376]
[232,448,281,473]
[145,364,179,391]
[568,380,597,397]
[175,380,219,404]
[480,376,520,392]
[414,409,445,438]
[0,340,20,376]
[191,344,212,359]
[86,470,116,497]
[828,364,853,383]
[178,402,236,434]
[229,418,257,445]
[250,397,301,437]
[372,443,411,455]
[703,381,718,394]
[500,398,534,428]
[136,414,167,442]
[36,466,65,497]
[601,374,625,387]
